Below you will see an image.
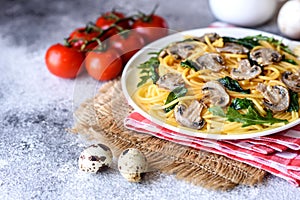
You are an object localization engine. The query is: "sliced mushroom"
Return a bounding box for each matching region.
[202,81,230,107]
[174,100,206,130]
[195,53,226,72]
[282,71,300,92]
[216,42,249,54]
[256,83,290,112]
[250,48,282,65]
[159,41,199,60]
[192,33,221,44]
[231,59,262,80]
[156,73,185,91]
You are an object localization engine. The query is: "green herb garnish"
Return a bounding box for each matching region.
[283,58,297,65]
[230,98,254,110]
[226,107,288,127]
[180,59,199,71]
[223,34,296,56]
[137,57,160,87]
[218,76,250,94]
[287,90,299,112]
[209,106,288,127]
[208,106,226,117]
[223,36,258,49]
[164,86,188,113]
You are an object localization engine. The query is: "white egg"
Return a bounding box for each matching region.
[78,144,113,173]
[278,0,300,39]
[209,0,277,27]
[118,148,148,182]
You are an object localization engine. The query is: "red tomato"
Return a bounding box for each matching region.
[132,14,168,43]
[68,27,101,51]
[95,11,130,37]
[45,44,85,78]
[85,49,123,81]
[109,30,145,63]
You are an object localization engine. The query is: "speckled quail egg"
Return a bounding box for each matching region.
[78,144,113,173]
[118,148,148,182]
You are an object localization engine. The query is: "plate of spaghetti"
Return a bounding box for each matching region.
[121,28,300,139]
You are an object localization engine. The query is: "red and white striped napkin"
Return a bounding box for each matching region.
[125,112,300,186]
[124,22,300,186]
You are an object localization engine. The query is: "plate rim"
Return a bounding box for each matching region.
[121,27,300,140]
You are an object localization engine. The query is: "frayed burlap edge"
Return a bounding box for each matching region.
[71,79,266,191]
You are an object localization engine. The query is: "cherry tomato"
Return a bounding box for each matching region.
[45,44,85,78]
[85,49,123,81]
[109,30,145,63]
[132,14,168,43]
[95,11,130,37]
[68,27,101,51]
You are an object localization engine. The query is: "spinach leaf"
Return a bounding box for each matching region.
[218,76,250,94]
[164,86,188,112]
[287,90,299,112]
[230,98,254,110]
[180,60,199,71]
[137,57,160,87]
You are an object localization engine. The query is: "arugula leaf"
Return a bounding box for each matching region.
[287,90,299,112]
[209,105,288,127]
[226,107,288,127]
[180,60,199,71]
[230,98,254,110]
[164,86,188,112]
[218,76,250,94]
[137,57,160,87]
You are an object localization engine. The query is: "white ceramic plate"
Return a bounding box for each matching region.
[121,27,300,140]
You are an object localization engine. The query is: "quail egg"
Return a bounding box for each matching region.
[118,148,148,182]
[78,143,113,173]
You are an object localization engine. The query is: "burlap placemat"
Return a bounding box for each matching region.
[71,79,266,190]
